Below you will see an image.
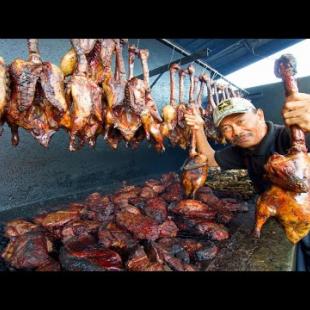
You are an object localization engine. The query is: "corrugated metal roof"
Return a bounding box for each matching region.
[168,39,303,75]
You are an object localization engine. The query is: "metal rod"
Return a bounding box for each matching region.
[136,47,211,80]
[159,38,249,95]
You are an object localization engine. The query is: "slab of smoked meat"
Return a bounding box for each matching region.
[144,179,166,194]
[171,199,217,220]
[116,206,160,241]
[254,54,310,244]
[144,197,168,224]
[158,218,179,238]
[196,189,248,213]
[140,186,157,199]
[61,219,101,243]
[65,39,103,151]
[160,182,184,203]
[0,57,9,135]
[180,239,219,262]
[59,234,123,271]
[195,221,230,241]
[160,172,180,188]
[4,219,39,238]
[98,223,138,253]
[33,209,80,239]
[126,245,169,271]
[6,39,70,147]
[79,192,115,224]
[111,185,141,205]
[181,65,208,199]
[149,239,196,271]
[1,230,57,270]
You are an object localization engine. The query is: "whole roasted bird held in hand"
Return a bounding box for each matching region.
[254,54,310,244]
[6,39,70,147]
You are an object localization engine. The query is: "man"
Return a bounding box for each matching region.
[184,92,310,271]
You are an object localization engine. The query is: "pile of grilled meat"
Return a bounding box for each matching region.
[0,172,248,271]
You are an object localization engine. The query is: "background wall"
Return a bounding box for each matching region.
[247,75,310,124]
[0,39,209,212]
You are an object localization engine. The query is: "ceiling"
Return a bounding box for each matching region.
[166,39,303,76]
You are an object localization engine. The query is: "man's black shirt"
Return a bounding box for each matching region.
[214,121,310,193]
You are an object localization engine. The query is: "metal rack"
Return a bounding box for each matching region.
[145,38,249,95]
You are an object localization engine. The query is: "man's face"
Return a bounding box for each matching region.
[219,109,266,148]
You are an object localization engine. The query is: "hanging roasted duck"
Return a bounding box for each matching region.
[65,39,103,151]
[0,57,9,136]
[168,67,190,150]
[60,39,105,85]
[6,39,70,147]
[196,73,208,117]
[202,77,225,143]
[254,54,310,244]
[160,63,179,142]
[109,41,142,144]
[126,47,165,152]
[181,64,208,199]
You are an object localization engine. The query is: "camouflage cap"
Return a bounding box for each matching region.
[213,97,256,127]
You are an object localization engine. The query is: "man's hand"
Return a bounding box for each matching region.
[282,92,310,133]
[184,106,205,130]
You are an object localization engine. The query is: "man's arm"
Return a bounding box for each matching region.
[184,108,219,167]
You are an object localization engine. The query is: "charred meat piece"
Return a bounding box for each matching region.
[116,207,159,241]
[216,211,234,224]
[126,245,167,271]
[179,239,219,262]
[33,210,80,239]
[36,259,61,272]
[151,239,196,271]
[1,230,56,270]
[59,243,123,271]
[171,199,217,220]
[144,197,168,224]
[195,221,229,241]
[160,172,180,188]
[112,185,141,205]
[61,219,101,243]
[195,243,220,261]
[140,186,157,199]
[161,182,184,203]
[80,192,114,224]
[4,219,39,238]
[144,179,166,194]
[158,218,179,238]
[98,223,138,252]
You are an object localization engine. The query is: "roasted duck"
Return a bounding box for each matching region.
[181,64,208,199]
[65,39,103,151]
[6,39,70,147]
[254,54,310,244]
